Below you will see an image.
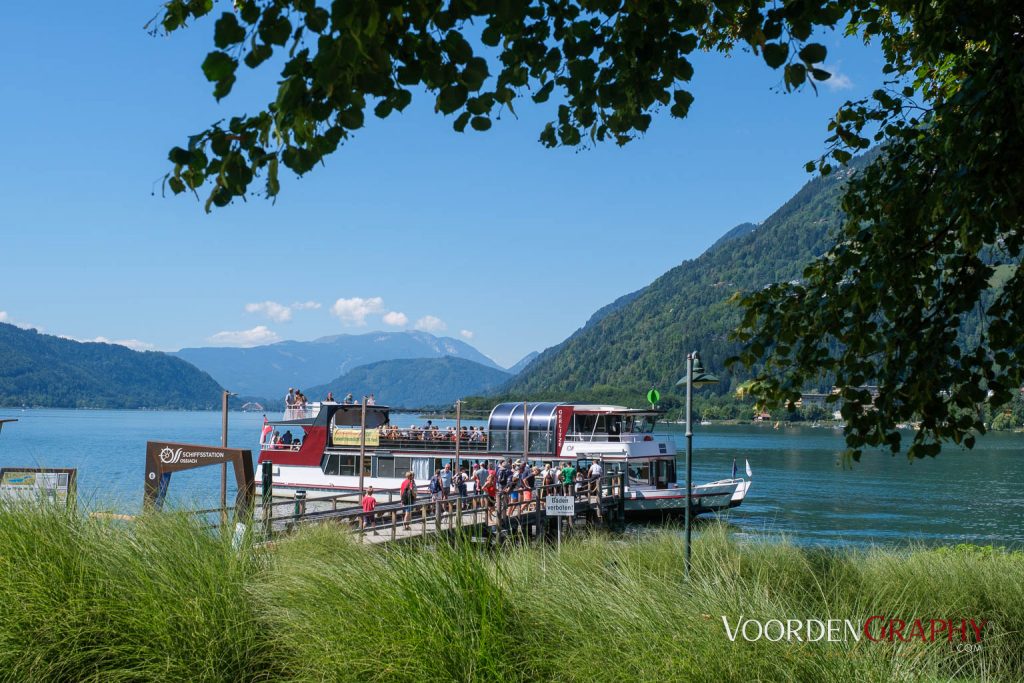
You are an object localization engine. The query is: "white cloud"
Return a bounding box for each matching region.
[331,297,384,326]
[291,301,321,311]
[57,335,158,351]
[245,300,322,322]
[0,311,40,331]
[819,65,853,91]
[415,315,447,333]
[245,300,293,323]
[90,337,157,351]
[459,329,474,340]
[383,311,408,327]
[1,311,41,331]
[207,325,280,347]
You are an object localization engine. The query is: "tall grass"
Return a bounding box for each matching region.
[0,502,279,682]
[0,504,1020,682]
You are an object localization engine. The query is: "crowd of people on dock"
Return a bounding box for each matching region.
[367,458,605,531]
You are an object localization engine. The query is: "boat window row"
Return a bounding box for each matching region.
[319,452,675,489]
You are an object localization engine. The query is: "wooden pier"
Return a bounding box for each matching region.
[251,474,626,545]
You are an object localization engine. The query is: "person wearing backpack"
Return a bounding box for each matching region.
[400,471,417,530]
[427,468,443,520]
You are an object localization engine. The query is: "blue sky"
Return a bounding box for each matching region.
[0,3,885,368]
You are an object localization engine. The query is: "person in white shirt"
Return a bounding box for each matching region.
[588,460,603,496]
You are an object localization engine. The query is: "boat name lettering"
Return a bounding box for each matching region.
[159,447,228,465]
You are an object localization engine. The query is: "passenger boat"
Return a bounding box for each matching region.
[256,401,751,517]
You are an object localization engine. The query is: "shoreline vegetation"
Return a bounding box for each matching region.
[2,504,1021,681]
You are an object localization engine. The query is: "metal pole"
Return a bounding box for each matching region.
[358,400,367,494]
[221,390,229,525]
[455,400,461,466]
[522,400,529,461]
[684,353,693,579]
[261,460,273,538]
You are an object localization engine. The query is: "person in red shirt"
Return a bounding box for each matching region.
[361,486,378,535]
[482,473,498,524]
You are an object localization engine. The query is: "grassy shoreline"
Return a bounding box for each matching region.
[2,505,1021,682]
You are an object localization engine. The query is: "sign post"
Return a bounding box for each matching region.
[646,388,660,409]
[545,495,575,552]
[144,441,254,519]
[0,468,77,509]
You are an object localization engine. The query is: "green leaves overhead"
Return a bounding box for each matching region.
[762,43,789,69]
[213,12,245,48]
[732,2,1024,460]
[162,0,847,211]
[201,50,235,83]
[797,43,827,64]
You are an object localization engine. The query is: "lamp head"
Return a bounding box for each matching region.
[676,351,720,387]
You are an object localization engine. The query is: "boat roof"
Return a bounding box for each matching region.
[569,404,666,416]
[268,403,391,428]
[486,402,666,433]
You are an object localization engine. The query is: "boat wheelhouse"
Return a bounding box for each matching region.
[256,401,750,516]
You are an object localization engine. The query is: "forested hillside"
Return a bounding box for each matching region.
[498,159,872,410]
[0,324,223,409]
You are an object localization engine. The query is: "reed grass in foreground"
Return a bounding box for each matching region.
[0,504,1020,682]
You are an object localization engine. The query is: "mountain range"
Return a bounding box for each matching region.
[0,323,223,409]
[306,357,512,409]
[173,331,502,399]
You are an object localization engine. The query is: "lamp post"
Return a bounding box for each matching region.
[675,351,719,578]
[221,390,237,525]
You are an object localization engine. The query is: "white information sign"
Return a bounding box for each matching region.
[0,468,75,506]
[545,495,575,516]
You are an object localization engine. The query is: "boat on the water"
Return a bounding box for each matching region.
[256,401,751,517]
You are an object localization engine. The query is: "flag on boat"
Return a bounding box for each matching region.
[731,458,737,478]
[745,459,753,478]
[260,416,273,445]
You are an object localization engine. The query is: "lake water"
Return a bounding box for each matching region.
[0,408,1021,548]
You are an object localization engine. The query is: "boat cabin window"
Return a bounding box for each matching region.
[627,462,651,484]
[321,452,373,477]
[654,460,674,489]
[372,455,412,478]
[321,453,356,476]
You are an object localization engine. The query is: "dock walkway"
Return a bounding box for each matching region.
[253,474,625,545]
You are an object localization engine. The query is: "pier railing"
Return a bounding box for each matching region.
[245,473,625,543]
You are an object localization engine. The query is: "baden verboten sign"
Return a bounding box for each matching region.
[144,441,254,513]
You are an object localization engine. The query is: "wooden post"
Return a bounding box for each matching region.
[358,400,367,494]
[421,501,427,538]
[617,473,625,531]
[534,492,542,543]
[391,509,397,541]
[261,460,273,538]
[220,390,229,526]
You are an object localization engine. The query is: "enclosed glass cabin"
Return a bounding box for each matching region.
[486,402,563,455]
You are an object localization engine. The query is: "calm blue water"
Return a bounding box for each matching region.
[0,409,1021,548]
